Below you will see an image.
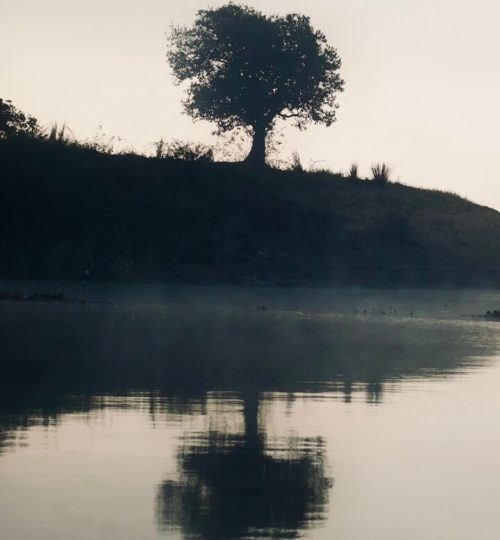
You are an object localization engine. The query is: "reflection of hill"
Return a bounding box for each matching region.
[1,302,496,396]
[0,300,497,454]
[0,383,96,455]
[156,393,332,540]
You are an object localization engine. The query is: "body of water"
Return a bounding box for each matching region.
[0,285,499,539]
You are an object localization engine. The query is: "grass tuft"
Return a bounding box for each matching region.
[348,163,359,180]
[371,163,391,184]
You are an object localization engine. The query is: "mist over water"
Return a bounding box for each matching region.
[0,284,499,539]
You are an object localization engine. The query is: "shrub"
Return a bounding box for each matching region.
[154,139,214,162]
[83,126,122,154]
[152,138,167,159]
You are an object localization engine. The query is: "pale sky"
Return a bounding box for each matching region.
[1,0,499,210]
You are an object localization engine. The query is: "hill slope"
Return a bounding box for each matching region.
[1,138,499,287]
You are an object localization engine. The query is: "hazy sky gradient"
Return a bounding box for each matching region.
[1,0,499,209]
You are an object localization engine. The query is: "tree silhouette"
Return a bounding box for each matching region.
[167,4,344,165]
[156,391,332,539]
[0,99,40,139]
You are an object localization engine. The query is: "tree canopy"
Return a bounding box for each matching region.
[0,98,40,139]
[167,3,344,165]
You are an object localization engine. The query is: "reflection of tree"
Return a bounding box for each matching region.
[156,392,332,540]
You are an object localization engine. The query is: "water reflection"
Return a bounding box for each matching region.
[0,300,498,457]
[0,292,499,539]
[1,301,497,396]
[157,392,331,539]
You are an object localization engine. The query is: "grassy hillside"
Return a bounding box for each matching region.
[1,136,499,287]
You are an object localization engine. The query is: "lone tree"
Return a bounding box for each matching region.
[167,4,344,165]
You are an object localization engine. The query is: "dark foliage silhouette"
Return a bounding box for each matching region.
[0,98,41,139]
[153,138,214,161]
[167,4,344,165]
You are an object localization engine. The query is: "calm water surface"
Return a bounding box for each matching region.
[0,285,499,539]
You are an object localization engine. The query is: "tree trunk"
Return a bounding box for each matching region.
[242,391,262,451]
[244,124,267,166]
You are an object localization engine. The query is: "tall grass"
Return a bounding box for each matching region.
[348,163,359,180]
[290,151,304,172]
[47,123,73,144]
[371,163,391,184]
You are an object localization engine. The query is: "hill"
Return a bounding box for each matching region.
[1,137,499,287]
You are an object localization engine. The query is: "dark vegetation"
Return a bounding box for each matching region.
[0,98,41,138]
[1,131,500,287]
